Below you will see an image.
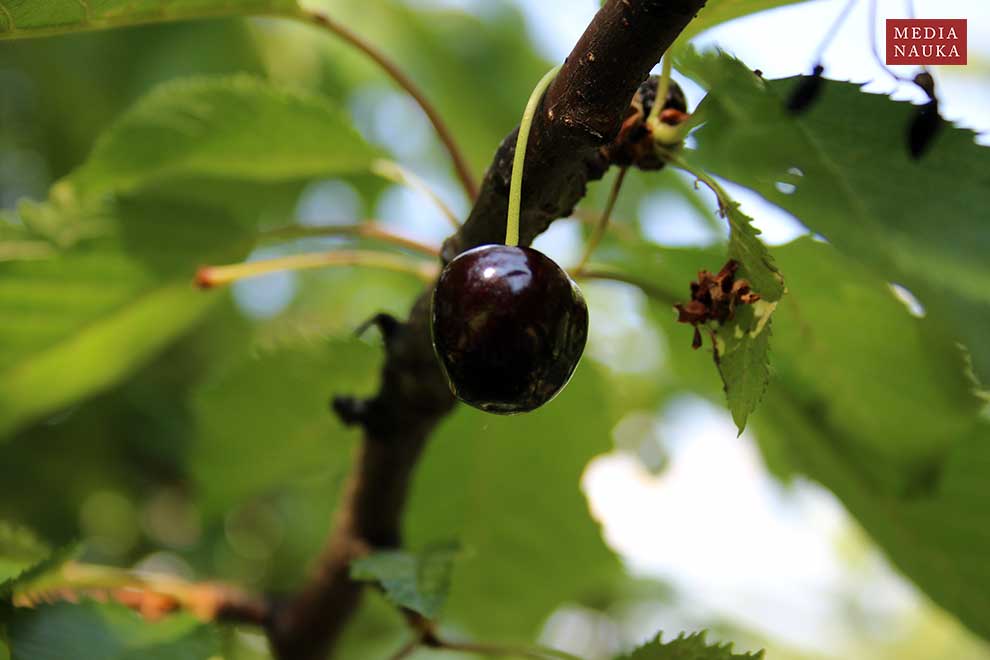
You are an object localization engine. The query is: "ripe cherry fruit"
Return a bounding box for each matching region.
[431,64,587,414]
[431,244,588,414]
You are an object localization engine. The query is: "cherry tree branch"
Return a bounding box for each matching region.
[265,2,706,657]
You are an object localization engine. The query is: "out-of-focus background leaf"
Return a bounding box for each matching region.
[406,364,622,640]
[350,542,459,619]
[0,198,252,437]
[7,602,219,660]
[0,0,299,40]
[0,0,988,659]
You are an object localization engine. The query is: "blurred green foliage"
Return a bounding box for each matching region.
[617,632,763,660]
[0,1,988,660]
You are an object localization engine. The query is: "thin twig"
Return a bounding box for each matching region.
[389,638,421,660]
[868,0,913,82]
[660,149,732,213]
[371,159,462,229]
[575,166,627,272]
[905,0,931,75]
[293,8,479,201]
[13,562,269,625]
[811,0,858,64]
[571,208,637,240]
[195,249,439,288]
[260,222,441,257]
[575,267,681,306]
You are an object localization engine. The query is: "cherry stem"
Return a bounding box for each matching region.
[574,166,627,272]
[260,222,440,257]
[387,639,420,660]
[293,8,479,201]
[811,0,857,65]
[573,267,681,306]
[660,148,733,215]
[371,159,461,229]
[646,54,673,127]
[196,249,438,289]
[867,0,912,82]
[505,64,562,247]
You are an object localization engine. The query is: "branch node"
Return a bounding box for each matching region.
[355,312,403,348]
[331,395,369,427]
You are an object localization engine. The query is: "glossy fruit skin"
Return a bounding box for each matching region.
[431,244,588,414]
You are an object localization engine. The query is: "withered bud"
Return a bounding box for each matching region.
[674,260,761,349]
[602,75,690,170]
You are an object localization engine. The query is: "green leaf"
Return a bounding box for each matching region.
[634,235,990,639]
[715,200,782,432]
[0,0,298,40]
[756,384,990,642]
[678,48,990,386]
[0,524,50,584]
[191,338,380,516]
[6,601,219,660]
[616,631,763,660]
[0,197,251,439]
[596,162,782,432]
[769,239,981,475]
[64,75,380,203]
[0,220,55,264]
[677,0,814,42]
[645,236,984,484]
[405,364,621,639]
[713,302,774,433]
[0,525,76,602]
[350,542,459,619]
[750,239,990,640]
[723,203,783,303]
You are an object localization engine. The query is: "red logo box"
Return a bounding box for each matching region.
[887,19,967,65]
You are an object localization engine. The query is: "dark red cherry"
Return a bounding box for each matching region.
[431,244,589,414]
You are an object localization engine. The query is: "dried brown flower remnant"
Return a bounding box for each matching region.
[602,75,690,171]
[675,260,761,349]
